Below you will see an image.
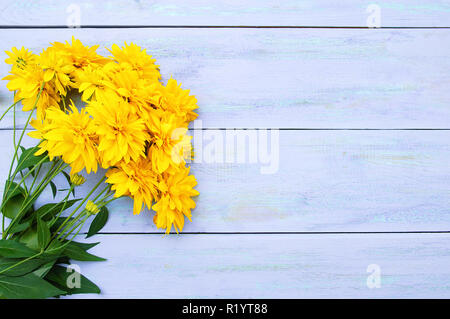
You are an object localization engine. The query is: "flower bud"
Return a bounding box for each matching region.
[86,200,100,215]
[70,173,86,186]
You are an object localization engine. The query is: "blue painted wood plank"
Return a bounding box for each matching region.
[1,29,450,129]
[1,0,450,27]
[64,233,450,298]
[1,130,450,232]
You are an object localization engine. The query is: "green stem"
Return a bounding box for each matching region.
[64,214,89,243]
[7,106,36,179]
[0,251,43,275]
[3,84,43,200]
[0,98,23,123]
[48,184,75,228]
[92,184,110,202]
[2,161,68,239]
[19,171,29,195]
[59,192,116,241]
[0,155,49,212]
[19,161,66,209]
[59,189,113,239]
[97,196,116,209]
[53,175,106,237]
[13,100,16,150]
[59,211,88,241]
[2,109,35,204]
[29,159,58,195]
[28,162,42,193]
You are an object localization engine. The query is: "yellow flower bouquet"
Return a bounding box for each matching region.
[0,38,199,298]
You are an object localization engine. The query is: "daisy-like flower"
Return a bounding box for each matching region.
[108,42,161,82]
[3,63,60,119]
[87,93,148,168]
[6,38,200,235]
[148,110,193,174]
[150,78,198,125]
[28,115,52,151]
[29,102,98,175]
[51,36,110,84]
[4,46,36,70]
[38,47,74,96]
[77,65,115,102]
[105,157,159,215]
[101,62,150,110]
[153,166,199,234]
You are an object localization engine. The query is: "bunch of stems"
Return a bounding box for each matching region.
[0,90,115,275]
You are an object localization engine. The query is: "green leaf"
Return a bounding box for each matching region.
[18,227,39,251]
[3,180,26,200]
[50,181,57,199]
[0,240,37,258]
[42,240,69,258]
[1,181,33,220]
[45,265,100,295]
[61,170,75,195]
[37,218,50,249]
[61,171,71,185]
[63,242,106,262]
[35,199,80,221]
[50,217,74,232]
[33,260,56,278]
[7,218,32,234]
[0,273,64,299]
[86,206,109,238]
[2,194,24,220]
[56,256,71,265]
[15,146,48,173]
[0,257,50,277]
[67,241,99,251]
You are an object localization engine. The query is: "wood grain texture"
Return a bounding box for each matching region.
[2,28,450,130]
[2,130,450,233]
[1,2,449,299]
[64,233,450,298]
[1,0,450,27]
[1,29,450,129]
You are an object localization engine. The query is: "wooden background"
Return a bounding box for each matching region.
[1,0,450,298]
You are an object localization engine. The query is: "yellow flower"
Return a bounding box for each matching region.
[148,110,192,173]
[108,42,161,82]
[87,93,149,168]
[29,102,98,175]
[86,200,100,215]
[70,173,86,186]
[100,62,150,110]
[38,47,74,96]
[51,37,110,80]
[77,65,115,102]
[3,64,60,119]
[153,166,199,234]
[5,47,36,70]
[28,116,52,152]
[5,40,200,234]
[105,158,159,215]
[150,78,198,125]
